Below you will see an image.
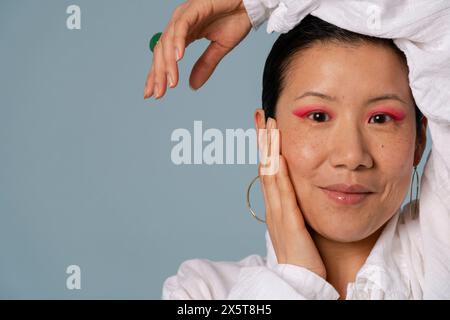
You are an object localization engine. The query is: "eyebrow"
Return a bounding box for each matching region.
[294,91,408,105]
[295,91,336,101]
[366,94,408,105]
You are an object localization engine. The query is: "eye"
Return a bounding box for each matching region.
[368,113,393,124]
[307,112,330,122]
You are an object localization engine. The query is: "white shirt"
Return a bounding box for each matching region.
[162,0,450,300]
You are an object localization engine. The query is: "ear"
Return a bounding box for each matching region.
[254,108,266,131]
[414,116,428,166]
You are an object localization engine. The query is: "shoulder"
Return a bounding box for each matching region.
[162,254,265,300]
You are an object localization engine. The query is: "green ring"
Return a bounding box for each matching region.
[149,32,162,53]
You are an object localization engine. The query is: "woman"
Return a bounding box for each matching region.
[149,0,450,299]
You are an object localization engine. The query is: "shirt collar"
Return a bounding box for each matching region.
[264,208,410,299]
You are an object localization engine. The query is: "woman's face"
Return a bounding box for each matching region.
[256,42,426,242]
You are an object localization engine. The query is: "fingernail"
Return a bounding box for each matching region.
[175,48,180,62]
[168,73,174,88]
[154,84,160,99]
[144,85,150,99]
[271,117,277,129]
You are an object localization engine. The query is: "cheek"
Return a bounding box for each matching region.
[281,127,327,176]
[374,135,415,213]
[372,133,416,178]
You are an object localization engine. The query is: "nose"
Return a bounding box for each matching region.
[328,122,373,171]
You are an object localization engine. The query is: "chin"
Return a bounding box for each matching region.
[306,214,375,243]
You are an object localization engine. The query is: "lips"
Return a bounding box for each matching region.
[320,184,374,205]
[322,183,373,193]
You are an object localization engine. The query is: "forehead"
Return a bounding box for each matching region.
[282,42,412,103]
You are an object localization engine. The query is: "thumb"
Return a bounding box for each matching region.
[189,41,232,90]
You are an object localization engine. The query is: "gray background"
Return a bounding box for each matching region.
[0,0,430,299]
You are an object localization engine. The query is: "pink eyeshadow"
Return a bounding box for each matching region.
[368,107,406,121]
[292,105,331,118]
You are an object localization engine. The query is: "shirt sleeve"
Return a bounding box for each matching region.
[227,264,339,300]
[243,0,319,32]
[242,0,272,30]
[241,0,450,299]
[161,259,216,299]
[161,257,340,300]
[162,257,255,300]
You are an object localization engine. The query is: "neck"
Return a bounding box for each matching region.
[309,224,385,300]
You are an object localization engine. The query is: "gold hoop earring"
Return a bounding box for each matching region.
[246,175,266,224]
[409,165,420,218]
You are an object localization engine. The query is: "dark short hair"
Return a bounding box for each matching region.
[262,15,424,139]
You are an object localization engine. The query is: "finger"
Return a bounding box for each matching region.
[267,117,272,159]
[161,19,180,89]
[260,119,282,224]
[259,117,272,172]
[259,127,283,258]
[161,25,179,89]
[144,3,186,98]
[257,116,274,226]
[172,3,201,62]
[257,117,270,169]
[264,117,278,174]
[189,41,232,90]
[144,64,155,99]
[276,154,305,228]
[153,40,167,99]
[258,162,277,249]
[268,118,299,220]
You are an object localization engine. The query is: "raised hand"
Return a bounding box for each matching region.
[144,0,252,99]
[259,117,327,279]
